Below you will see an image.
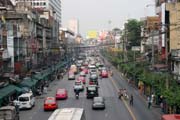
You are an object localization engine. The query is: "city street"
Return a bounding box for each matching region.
[19,60,161,120]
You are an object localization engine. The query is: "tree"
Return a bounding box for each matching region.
[123,19,142,47]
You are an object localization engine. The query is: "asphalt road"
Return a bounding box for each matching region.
[19,62,161,120]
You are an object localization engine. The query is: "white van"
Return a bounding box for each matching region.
[18,93,35,109]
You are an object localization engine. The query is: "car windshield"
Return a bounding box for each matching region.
[91,69,96,72]
[94,97,103,102]
[99,65,104,67]
[19,97,29,101]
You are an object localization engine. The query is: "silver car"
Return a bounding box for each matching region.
[92,97,105,110]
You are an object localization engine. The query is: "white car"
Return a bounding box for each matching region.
[18,93,35,109]
[73,80,84,91]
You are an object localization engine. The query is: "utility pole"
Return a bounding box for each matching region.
[151,30,155,67]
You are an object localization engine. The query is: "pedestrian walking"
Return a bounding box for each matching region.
[129,94,133,106]
[147,96,151,109]
[43,86,47,94]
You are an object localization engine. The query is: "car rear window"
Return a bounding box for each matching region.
[75,81,81,85]
[19,97,29,101]
[87,87,96,91]
[45,99,55,104]
[94,97,103,102]
[57,90,65,94]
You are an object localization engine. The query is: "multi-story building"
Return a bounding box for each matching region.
[15,0,61,26]
[68,19,79,35]
[154,0,180,82]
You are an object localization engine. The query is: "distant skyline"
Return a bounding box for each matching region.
[62,0,155,37]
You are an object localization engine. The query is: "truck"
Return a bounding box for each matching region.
[0,106,19,120]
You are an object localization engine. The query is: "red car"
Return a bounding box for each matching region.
[56,89,68,100]
[44,97,58,111]
[77,76,86,84]
[83,68,88,74]
[101,70,108,78]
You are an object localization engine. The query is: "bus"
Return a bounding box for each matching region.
[161,114,180,120]
[48,108,86,120]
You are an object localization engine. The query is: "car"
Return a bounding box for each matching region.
[101,70,108,78]
[98,64,104,71]
[73,80,84,91]
[89,69,97,75]
[88,65,96,69]
[44,97,58,111]
[80,66,85,71]
[68,72,75,80]
[56,89,68,100]
[86,85,98,99]
[77,76,86,84]
[83,62,89,66]
[92,97,105,110]
[80,71,86,77]
[18,93,35,110]
[82,68,88,74]
[89,74,98,85]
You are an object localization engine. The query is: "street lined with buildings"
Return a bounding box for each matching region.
[0,0,180,120]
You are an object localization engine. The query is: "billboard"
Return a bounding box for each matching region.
[147,16,159,31]
[99,30,108,40]
[87,31,97,39]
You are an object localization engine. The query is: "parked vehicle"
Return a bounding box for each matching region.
[0,106,19,120]
[44,97,58,111]
[92,97,105,110]
[18,93,35,109]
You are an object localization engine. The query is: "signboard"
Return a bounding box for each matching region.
[131,46,141,51]
[87,31,97,39]
[147,16,159,32]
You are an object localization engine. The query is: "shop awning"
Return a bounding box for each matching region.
[33,69,51,81]
[55,62,67,71]
[0,85,22,100]
[19,77,38,88]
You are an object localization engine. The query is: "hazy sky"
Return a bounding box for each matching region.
[62,0,155,37]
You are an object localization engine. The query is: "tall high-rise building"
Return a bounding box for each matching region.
[15,0,61,25]
[68,19,79,35]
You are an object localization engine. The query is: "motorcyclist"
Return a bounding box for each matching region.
[118,89,123,100]
[74,89,80,98]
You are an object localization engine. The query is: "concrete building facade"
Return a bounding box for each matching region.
[68,19,79,35]
[15,0,61,26]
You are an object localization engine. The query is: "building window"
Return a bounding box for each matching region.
[37,2,39,6]
[43,2,46,6]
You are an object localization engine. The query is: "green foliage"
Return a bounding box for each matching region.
[124,19,142,46]
[101,49,180,108]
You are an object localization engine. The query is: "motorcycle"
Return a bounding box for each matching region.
[75,94,79,99]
